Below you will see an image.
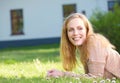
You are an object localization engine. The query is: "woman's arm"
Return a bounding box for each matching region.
[87,60,105,77]
[47,69,82,78]
[86,34,107,78]
[63,71,81,77]
[46,69,96,78]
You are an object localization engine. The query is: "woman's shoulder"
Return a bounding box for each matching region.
[87,33,115,49]
[86,33,104,45]
[87,33,107,41]
[86,34,100,48]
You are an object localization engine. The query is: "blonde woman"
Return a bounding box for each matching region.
[47,13,120,79]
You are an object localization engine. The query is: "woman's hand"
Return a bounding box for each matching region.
[46,69,82,78]
[46,69,64,78]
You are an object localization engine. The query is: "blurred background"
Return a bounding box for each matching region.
[0,0,119,52]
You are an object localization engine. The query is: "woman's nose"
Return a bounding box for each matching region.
[74,30,79,35]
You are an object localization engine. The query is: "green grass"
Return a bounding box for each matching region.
[0,43,119,83]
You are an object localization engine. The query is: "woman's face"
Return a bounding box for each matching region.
[67,18,87,46]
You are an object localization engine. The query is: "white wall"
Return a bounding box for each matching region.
[0,0,108,41]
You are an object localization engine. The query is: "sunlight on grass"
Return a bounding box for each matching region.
[0,59,62,78]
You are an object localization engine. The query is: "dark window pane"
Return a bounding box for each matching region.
[82,10,86,15]
[11,9,24,35]
[63,4,76,19]
[108,1,120,11]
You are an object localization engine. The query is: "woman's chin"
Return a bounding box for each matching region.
[73,43,82,46]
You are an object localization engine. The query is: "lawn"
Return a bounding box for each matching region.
[0,43,119,83]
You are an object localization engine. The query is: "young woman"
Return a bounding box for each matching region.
[47,13,120,79]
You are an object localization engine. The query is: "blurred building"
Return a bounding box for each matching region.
[0,0,116,49]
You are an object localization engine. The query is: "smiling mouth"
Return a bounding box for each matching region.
[73,37,81,41]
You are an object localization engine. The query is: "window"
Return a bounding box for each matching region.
[63,4,76,19]
[11,9,24,35]
[108,0,120,11]
[81,10,86,15]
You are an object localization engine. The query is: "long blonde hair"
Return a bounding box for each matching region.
[60,13,94,71]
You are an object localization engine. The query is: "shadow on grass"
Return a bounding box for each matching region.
[0,43,60,51]
[0,43,60,64]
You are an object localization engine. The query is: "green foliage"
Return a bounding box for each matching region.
[90,4,120,53]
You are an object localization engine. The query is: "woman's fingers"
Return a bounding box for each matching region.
[46,69,64,77]
[47,69,56,77]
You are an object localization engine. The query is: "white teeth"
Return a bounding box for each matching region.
[73,38,80,41]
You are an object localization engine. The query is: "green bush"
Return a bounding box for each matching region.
[90,4,120,53]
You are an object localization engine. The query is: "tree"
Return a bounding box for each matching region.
[90,4,120,53]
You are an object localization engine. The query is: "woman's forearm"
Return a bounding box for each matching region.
[63,71,81,77]
[63,71,97,78]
